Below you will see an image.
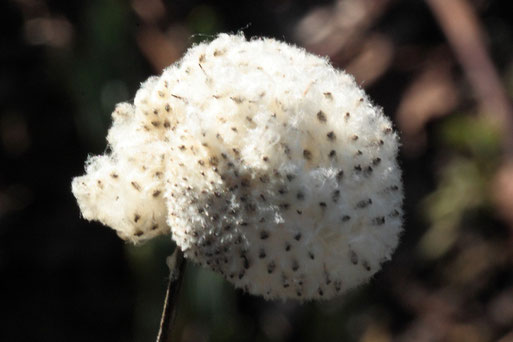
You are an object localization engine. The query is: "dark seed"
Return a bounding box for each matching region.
[292,260,299,271]
[229,95,244,104]
[332,190,340,203]
[317,110,327,122]
[372,216,385,225]
[334,281,342,292]
[279,203,290,210]
[209,156,219,166]
[389,209,400,217]
[337,170,344,181]
[259,249,266,258]
[242,256,249,269]
[350,250,358,265]
[131,181,141,191]
[356,198,372,208]
[282,143,291,155]
[363,261,371,271]
[259,175,269,183]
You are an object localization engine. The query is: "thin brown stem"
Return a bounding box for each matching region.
[156,247,186,342]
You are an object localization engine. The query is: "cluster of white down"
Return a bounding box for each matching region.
[72,33,403,301]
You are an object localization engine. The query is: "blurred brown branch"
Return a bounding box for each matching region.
[131,0,189,72]
[426,0,513,155]
[295,0,391,65]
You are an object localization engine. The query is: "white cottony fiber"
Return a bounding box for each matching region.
[72,33,403,300]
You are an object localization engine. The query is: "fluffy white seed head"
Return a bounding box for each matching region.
[72,34,403,300]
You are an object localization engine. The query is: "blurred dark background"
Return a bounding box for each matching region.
[2,0,513,341]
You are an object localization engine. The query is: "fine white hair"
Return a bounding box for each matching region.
[72,34,403,300]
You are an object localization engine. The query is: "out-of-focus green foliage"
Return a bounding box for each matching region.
[187,5,224,43]
[420,115,502,259]
[439,114,502,160]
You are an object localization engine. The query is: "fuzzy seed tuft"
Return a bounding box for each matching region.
[72,33,403,301]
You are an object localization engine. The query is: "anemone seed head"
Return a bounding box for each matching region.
[72,33,403,300]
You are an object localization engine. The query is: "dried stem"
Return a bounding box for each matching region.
[156,247,186,342]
